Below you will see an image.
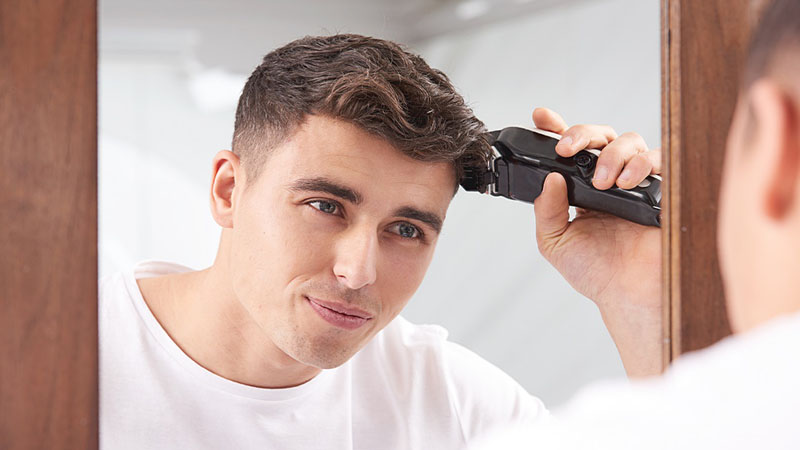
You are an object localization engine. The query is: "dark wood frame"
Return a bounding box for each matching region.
[661,0,766,359]
[0,0,98,448]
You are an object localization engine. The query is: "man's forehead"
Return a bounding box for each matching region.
[267,116,457,205]
[285,167,453,209]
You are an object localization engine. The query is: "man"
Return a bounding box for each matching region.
[100,35,660,448]
[478,0,800,447]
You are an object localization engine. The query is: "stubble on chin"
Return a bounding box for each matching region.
[276,320,367,370]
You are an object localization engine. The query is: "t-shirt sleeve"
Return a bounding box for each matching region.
[440,340,551,444]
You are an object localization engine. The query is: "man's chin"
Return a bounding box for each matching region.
[294,347,358,370]
[283,310,380,369]
[282,332,364,370]
[310,357,352,370]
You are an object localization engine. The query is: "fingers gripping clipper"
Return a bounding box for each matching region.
[460,127,662,227]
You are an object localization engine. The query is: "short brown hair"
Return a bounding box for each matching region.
[745,0,800,87]
[232,34,489,187]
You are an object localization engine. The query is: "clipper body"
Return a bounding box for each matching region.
[461,127,662,227]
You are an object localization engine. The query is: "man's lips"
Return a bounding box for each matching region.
[305,296,372,319]
[305,296,373,331]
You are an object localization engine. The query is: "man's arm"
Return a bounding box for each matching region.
[531,108,663,378]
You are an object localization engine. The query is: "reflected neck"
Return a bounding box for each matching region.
[135,256,321,389]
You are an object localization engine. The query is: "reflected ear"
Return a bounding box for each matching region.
[749,81,800,221]
[209,150,243,228]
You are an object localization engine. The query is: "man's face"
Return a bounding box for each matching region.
[227,115,456,369]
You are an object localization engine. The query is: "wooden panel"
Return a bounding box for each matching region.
[662,0,762,357]
[0,0,98,448]
[659,0,673,370]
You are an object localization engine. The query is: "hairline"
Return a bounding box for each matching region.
[234,113,463,196]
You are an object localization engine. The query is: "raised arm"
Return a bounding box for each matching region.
[531,107,663,378]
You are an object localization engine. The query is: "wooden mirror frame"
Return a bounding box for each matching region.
[661,0,768,365]
[1,0,98,448]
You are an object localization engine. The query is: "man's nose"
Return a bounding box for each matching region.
[332,227,378,291]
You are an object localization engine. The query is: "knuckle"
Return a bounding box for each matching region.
[568,124,590,136]
[632,153,651,168]
[620,131,647,148]
[598,147,625,166]
[647,151,662,168]
[619,131,642,140]
[646,148,661,159]
[603,126,619,139]
[606,141,639,159]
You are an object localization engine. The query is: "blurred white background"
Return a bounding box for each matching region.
[99,0,660,407]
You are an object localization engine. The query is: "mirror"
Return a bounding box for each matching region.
[99,0,660,407]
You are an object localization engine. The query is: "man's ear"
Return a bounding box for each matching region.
[748,81,800,222]
[210,150,244,228]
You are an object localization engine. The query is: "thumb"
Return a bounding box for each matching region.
[534,172,570,256]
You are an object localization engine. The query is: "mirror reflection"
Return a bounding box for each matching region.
[98,0,660,444]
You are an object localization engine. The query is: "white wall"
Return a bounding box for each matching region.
[99,0,660,407]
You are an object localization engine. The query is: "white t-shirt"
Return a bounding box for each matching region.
[99,261,548,449]
[474,310,800,449]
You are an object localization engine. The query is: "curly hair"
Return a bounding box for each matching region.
[232,34,489,188]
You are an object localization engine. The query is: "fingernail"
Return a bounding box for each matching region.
[619,168,632,182]
[594,166,608,182]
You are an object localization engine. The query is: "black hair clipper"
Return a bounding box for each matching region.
[460,127,662,227]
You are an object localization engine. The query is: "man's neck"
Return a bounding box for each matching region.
[136,265,322,389]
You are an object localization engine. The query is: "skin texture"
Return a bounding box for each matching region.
[138,115,455,388]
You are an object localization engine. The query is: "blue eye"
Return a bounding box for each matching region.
[308,200,340,215]
[391,222,422,240]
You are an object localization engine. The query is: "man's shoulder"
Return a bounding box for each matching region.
[98,270,131,307]
[356,316,547,438]
[359,315,495,375]
[373,315,450,350]
[99,261,194,307]
[353,316,451,375]
[360,316,532,389]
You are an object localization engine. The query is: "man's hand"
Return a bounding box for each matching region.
[532,107,663,378]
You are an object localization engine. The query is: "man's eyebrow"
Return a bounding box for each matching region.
[288,177,363,204]
[393,206,443,234]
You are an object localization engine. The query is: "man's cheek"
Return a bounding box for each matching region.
[389,243,435,283]
[275,220,335,272]
[380,251,432,312]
